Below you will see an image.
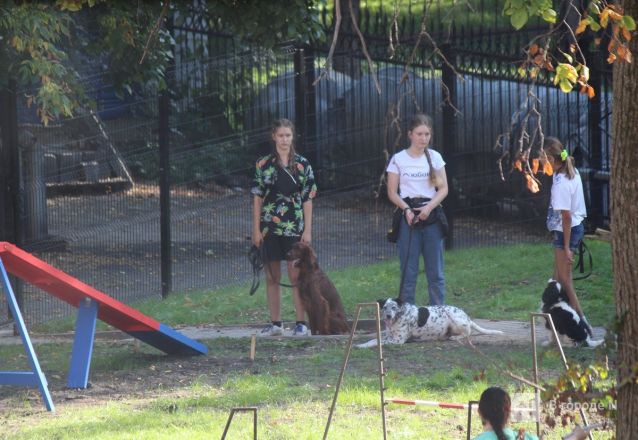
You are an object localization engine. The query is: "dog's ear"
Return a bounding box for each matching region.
[394,297,403,306]
[542,281,560,304]
[417,307,430,327]
[307,245,319,270]
[377,298,388,308]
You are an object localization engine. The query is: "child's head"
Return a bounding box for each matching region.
[407,113,442,186]
[478,387,511,440]
[543,136,576,179]
[271,118,297,171]
[407,113,434,145]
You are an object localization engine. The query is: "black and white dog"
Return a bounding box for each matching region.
[356,298,503,348]
[541,279,603,348]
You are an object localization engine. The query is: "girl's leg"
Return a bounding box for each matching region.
[287,260,306,321]
[397,218,421,304]
[265,260,282,321]
[422,223,446,305]
[554,248,584,317]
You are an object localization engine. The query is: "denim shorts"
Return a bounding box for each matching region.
[552,223,584,251]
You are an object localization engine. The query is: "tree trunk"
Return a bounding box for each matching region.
[613,0,638,438]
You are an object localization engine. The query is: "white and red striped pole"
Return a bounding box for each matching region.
[384,398,537,420]
[385,398,469,410]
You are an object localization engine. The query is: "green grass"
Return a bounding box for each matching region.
[1,339,611,439]
[5,240,614,439]
[33,239,614,334]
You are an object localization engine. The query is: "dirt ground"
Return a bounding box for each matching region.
[0,318,607,414]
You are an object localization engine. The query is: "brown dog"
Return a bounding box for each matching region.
[286,242,350,335]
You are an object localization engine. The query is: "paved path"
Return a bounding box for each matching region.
[0,319,606,347]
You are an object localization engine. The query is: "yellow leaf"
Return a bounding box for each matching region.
[560,79,573,93]
[608,11,623,22]
[565,64,579,82]
[576,19,588,34]
[600,9,610,28]
[581,64,590,81]
[588,86,597,99]
[532,159,540,174]
[622,27,632,41]
[607,53,617,63]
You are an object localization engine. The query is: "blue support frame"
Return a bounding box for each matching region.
[0,257,55,412]
[67,298,98,389]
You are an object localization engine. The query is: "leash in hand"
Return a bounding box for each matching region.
[248,245,264,296]
[247,243,296,296]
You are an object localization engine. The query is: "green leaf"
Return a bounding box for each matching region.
[622,15,637,31]
[541,8,557,23]
[511,9,529,29]
[590,20,601,31]
[559,79,573,93]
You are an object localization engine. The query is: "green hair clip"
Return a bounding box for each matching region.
[560,149,568,161]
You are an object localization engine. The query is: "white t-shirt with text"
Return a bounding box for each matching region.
[386,148,445,199]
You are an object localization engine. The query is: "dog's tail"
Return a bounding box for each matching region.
[470,321,504,335]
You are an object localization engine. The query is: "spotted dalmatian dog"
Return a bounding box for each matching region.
[356,298,504,348]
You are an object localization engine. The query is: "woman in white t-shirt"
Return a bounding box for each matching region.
[543,137,592,335]
[386,114,448,305]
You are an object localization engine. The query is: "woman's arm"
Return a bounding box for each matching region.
[301,200,313,243]
[387,172,415,224]
[416,166,449,222]
[561,210,573,262]
[252,195,264,246]
[387,172,409,210]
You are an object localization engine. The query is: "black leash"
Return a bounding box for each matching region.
[573,239,593,281]
[247,242,295,295]
[248,245,264,296]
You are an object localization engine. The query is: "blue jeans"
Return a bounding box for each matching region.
[397,217,446,305]
[552,223,585,251]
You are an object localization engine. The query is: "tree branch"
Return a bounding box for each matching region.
[314,0,342,86]
[139,1,170,65]
[349,0,380,94]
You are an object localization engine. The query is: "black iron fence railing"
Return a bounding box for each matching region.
[0,3,611,326]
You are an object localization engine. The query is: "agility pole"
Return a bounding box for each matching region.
[221,407,257,440]
[531,312,594,440]
[323,302,387,440]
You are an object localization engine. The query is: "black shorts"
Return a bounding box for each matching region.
[262,234,300,262]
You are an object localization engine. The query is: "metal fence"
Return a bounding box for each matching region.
[0,3,612,326]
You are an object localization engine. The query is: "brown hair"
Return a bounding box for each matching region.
[271,118,297,174]
[543,136,576,179]
[408,113,441,186]
[478,387,511,440]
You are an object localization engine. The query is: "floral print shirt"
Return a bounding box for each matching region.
[251,153,317,237]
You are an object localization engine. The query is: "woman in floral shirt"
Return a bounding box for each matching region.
[251,119,317,336]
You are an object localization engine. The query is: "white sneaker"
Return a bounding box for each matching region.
[293,323,309,336]
[260,323,283,336]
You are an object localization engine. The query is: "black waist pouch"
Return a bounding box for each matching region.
[387,207,403,243]
[405,197,448,236]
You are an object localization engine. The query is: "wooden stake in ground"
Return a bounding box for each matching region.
[249,334,256,361]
